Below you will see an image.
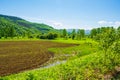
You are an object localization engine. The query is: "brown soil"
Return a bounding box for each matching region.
[0,41,77,76]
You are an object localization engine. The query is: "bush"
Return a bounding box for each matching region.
[39,33,58,39]
[40,35,46,39]
[28,35,34,39]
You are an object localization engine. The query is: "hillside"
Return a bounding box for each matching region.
[0,14,54,36]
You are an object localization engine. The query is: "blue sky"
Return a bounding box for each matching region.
[0,0,120,29]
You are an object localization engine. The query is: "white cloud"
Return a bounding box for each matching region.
[98,20,120,28]
[47,20,63,27]
[20,16,120,29]
[108,22,113,24]
[98,20,107,24]
[115,21,120,26]
[53,22,63,26]
[21,16,64,29]
[40,20,63,29]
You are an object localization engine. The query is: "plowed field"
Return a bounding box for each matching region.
[0,41,76,76]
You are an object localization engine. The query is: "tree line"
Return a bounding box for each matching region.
[0,18,120,41]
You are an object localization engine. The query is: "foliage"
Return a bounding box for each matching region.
[0,14,55,39]
[47,33,58,39]
[98,27,120,68]
[99,27,116,52]
[117,26,120,39]
[0,18,16,38]
[90,28,97,38]
[63,29,67,38]
[76,29,85,40]
[71,29,76,40]
[39,33,58,39]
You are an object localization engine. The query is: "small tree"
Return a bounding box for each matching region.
[9,25,16,38]
[76,29,85,40]
[99,28,117,65]
[90,28,97,38]
[80,29,85,39]
[71,29,76,40]
[27,30,32,38]
[62,29,67,38]
[76,29,81,40]
[100,29,116,53]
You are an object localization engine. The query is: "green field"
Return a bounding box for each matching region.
[0,39,119,80]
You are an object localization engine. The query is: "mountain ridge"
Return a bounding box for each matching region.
[0,14,54,34]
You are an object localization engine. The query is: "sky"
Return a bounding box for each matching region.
[0,0,120,29]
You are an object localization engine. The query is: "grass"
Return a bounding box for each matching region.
[48,40,98,61]
[0,37,40,41]
[1,52,120,80]
[0,39,120,79]
[52,38,97,44]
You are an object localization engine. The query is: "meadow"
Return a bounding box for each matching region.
[0,39,119,80]
[0,38,120,80]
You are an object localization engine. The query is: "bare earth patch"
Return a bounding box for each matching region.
[0,41,76,76]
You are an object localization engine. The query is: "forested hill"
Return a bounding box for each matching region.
[0,14,54,37]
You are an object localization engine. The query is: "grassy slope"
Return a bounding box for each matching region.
[0,39,120,80]
[0,14,54,34]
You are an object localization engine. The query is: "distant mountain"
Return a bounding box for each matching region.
[85,30,91,35]
[0,14,54,34]
[66,29,90,35]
